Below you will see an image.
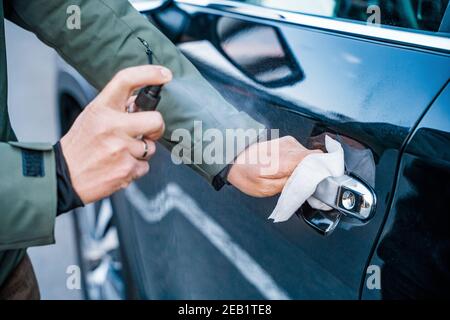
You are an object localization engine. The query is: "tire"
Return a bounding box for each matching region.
[72,199,128,300]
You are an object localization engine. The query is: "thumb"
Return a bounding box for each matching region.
[96,65,172,110]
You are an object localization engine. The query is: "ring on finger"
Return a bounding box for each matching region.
[141,137,149,159]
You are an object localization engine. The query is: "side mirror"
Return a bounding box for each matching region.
[215,17,303,88]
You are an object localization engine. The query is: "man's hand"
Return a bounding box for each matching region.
[60,65,172,204]
[228,136,322,197]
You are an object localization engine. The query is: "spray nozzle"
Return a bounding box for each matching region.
[135,84,163,111]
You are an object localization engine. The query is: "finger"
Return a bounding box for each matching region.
[273,177,289,194]
[127,137,156,160]
[121,111,165,140]
[125,95,138,113]
[132,160,150,180]
[127,95,137,106]
[288,148,323,168]
[98,65,172,110]
[254,177,288,197]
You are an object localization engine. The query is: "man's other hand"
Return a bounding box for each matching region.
[228,136,322,197]
[60,65,172,204]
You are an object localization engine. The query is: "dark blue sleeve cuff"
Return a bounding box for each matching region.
[53,142,84,215]
[212,164,232,191]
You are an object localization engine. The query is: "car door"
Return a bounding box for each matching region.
[114,0,450,299]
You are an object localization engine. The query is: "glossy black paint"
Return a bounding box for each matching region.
[363,83,450,299]
[56,2,450,299]
[116,3,448,298]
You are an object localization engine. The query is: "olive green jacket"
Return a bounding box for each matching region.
[0,0,263,286]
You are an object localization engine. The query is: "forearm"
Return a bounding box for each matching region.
[5,0,265,181]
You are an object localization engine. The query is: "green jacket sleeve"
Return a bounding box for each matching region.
[0,142,56,250]
[5,0,265,182]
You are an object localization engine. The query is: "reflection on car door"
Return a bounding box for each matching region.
[117,2,450,299]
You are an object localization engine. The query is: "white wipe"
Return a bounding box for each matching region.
[269,135,345,223]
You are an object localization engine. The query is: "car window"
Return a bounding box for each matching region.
[233,0,449,33]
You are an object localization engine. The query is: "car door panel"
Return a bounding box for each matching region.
[126,146,353,299]
[362,83,450,299]
[114,3,450,299]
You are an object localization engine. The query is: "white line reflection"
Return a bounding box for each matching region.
[124,182,290,300]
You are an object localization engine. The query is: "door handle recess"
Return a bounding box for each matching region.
[301,174,376,235]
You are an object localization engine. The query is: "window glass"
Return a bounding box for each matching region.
[234,0,449,33]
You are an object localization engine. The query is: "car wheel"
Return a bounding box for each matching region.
[72,198,127,300]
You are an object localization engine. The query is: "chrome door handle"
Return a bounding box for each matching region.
[312,174,376,221]
[300,174,376,235]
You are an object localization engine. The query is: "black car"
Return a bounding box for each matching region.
[57,0,450,299]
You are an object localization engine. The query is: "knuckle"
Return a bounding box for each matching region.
[259,183,274,197]
[125,160,136,175]
[116,167,128,182]
[139,162,150,176]
[114,69,127,81]
[114,69,131,87]
[119,180,131,190]
[281,168,292,179]
[146,140,156,156]
[280,159,294,174]
[93,110,118,135]
[150,112,164,132]
[100,125,117,139]
[118,159,135,180]
[108,139,127,157]
[283,135,298,146]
